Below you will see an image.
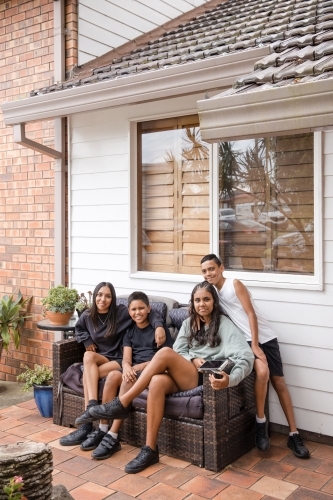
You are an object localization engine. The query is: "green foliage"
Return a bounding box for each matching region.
[17,363,53,392]
[75,291,93,311]
[0,290,31,351]
[41,285,79,314]
[3,476,26,500]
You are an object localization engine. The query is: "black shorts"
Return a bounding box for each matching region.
[248,338,284,377]
[107,358,122,367]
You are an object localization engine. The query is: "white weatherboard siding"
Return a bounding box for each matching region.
[78,0,209,65]
[70,94,333,437]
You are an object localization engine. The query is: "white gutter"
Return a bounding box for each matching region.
[198,78,333,142]
[1,47,269,125]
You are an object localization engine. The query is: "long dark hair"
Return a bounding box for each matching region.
[187,281,222,348]
[89,282,117,337]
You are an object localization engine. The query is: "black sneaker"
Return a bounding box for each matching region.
[59,426,90,446]
[124,445,159,474]
[89,397,131,420]
[80,428,106,451]
[288,433,310,458]
[91,433,121,460]
[75,408,97,426]
[255,420,270,451]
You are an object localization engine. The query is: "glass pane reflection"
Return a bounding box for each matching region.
[219,134,314,274]
[140,119,210,274]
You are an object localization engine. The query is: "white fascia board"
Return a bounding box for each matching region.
[198,77,333,142]
[2,47,269,126]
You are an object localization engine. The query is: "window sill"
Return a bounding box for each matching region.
[130,270,323,291]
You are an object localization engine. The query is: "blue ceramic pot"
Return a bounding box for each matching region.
[33,384,53,417]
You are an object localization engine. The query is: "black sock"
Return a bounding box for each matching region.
[87,399,98,408]
[82,423,93,432]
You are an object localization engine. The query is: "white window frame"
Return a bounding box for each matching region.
[130,118,323,290]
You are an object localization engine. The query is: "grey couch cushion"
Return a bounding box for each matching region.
[169,307,190,332]
[116,298,168,324]
[133,385,203,420]
[117,294,179,325]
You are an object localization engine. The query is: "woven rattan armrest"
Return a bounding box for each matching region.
[53,338,85,386]
[53,339,85,425]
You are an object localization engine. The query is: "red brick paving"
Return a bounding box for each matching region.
[1,399,333,499]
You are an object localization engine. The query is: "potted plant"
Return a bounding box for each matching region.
[0,290,31,358]
[41,285,79,326]
[17,363,53,417]
[75,291,93,317]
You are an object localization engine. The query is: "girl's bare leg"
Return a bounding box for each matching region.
[83,372,89,407]
[83,350,120,401]
[120,347,198,407]
[146,373,178,449]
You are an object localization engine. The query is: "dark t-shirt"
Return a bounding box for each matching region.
[75,305,164,361]
[122,323,173,365]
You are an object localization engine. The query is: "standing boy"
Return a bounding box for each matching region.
[78,291,173,460]
[200,254,309,459]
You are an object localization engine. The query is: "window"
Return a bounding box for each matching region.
[138,116,209,274]
[218,134,314,275]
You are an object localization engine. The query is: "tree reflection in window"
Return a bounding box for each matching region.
[219,134,314,274]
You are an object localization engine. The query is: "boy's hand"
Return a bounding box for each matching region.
[155,326,166,347]
[132,362,149,373]
[209,372,229,389]
[252,344,268,365]
[122,364,137,383]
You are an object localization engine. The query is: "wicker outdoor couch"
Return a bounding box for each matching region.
[52,297,266,472]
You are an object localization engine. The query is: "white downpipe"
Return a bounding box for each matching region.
[54,0,66,286]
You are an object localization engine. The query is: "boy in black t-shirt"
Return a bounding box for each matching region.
[81,291,172,460]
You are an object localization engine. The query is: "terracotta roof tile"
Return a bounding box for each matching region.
[31,0,333,97]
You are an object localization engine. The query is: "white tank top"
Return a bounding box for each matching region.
[217,278,276,344]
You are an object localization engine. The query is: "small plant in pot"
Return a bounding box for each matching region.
[42,285,79,326]
[75,291,93,317]
[0,290,32,358]
[17,363,53,417]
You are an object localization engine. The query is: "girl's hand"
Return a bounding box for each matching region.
[192,358,205,369]
[209,372,229,389]
[86,344,97,352]
[155,326,166,347]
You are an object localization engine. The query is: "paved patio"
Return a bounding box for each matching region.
[1,399,333,500]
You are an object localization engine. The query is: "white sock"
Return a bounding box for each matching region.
[289,431,299,436]
[99,423,108,433]
[108,431,118,439]
[256,415,266,424]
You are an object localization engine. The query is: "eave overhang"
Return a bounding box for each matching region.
[197,77,333,142]
[1,47,269,126]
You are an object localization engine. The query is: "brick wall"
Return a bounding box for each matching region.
[0,0,77,381]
